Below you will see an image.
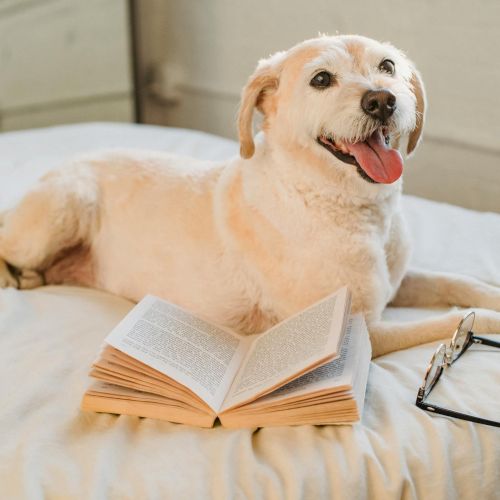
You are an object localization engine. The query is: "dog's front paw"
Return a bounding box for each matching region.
[474,282,500,312]
[0,259,19,288]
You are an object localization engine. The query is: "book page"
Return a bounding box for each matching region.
[220,287,350,412]
[351,320,372,418]
[105,295,251,412]
[243,314,369,408]
[82,381,216,428]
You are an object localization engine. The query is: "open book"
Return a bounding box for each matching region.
[81,286,372,428]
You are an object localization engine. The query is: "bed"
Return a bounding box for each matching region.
[0,123,498,499]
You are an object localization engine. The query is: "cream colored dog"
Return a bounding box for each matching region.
[2,35,500,357]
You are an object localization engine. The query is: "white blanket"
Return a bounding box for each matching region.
[0,123,498,499]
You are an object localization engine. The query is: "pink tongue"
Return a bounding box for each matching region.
[345,130,403,184]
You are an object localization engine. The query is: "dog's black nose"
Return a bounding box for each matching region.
[361,90,397,122]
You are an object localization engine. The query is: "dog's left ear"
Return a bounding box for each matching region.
[406,69,426,155]
[238,58,281,159]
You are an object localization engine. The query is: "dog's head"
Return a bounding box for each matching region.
[238,35,425,192]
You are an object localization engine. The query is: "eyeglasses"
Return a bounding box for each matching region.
[416,312,500,427]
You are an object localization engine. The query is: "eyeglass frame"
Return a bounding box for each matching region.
[415,311,500,428]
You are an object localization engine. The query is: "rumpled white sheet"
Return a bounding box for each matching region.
[0,123,498,500]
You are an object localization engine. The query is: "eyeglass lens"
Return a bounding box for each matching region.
[451,312,475,363]
[424,344,446,397]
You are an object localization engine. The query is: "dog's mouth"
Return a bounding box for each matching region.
[317,128,403,184]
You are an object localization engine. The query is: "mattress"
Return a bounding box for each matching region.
[0,123,498,499]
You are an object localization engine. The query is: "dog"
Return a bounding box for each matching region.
[2,34,500,357]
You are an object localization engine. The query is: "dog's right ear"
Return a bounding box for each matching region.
[406,69,426,155]
[238,58,281,159]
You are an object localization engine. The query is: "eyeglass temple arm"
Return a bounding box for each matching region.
[416,400,500,428]
[472,335,500,348]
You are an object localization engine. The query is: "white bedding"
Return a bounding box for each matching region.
[0,123,499,499]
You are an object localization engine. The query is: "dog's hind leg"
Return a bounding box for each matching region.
[0,165,98,289]
[390,269,500,311]
[369,308,500,358]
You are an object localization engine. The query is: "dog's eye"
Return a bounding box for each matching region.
[379,59,395,75]
[310,71,334,89]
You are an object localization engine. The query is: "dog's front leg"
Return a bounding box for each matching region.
[390,269,500,311]
[369,308,500,357]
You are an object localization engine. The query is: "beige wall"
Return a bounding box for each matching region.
[137,0,500,212]
[0,0,133,131]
